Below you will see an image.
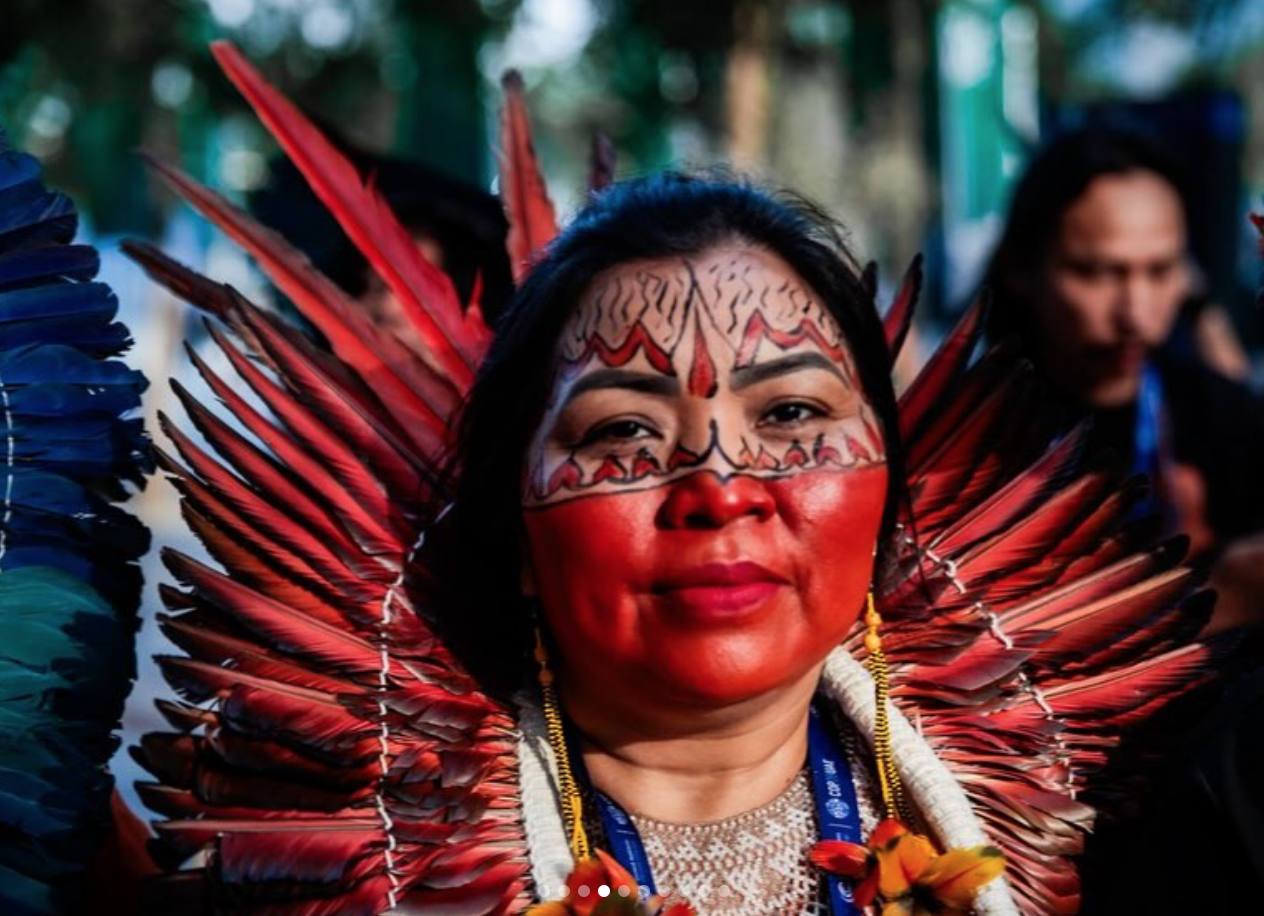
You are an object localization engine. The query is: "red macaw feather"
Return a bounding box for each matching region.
[809,839,870,877]
[210,41,480,383]
[898,294,986,440]
[902,347,1025,474]
[885,345,1217,916]
[158,455,373,601]
[233,307,448,481]
[152,698,217,732]
[187,332,422,543]
[1039,644,1211,720]
[883,253,922,361]
[125,186,459,447]
[900,632,1047,698]
[176,506,353,627]
[1070,590,1212,673]
[122,237,239,320]
[138,784,365,823]
[158,616,361,696]
[900,381,1047,536]
[211,731,380,789]
[162,552,383,676]
[931,428,1085,555]
[1023,568,1194,659]
[190,758,371,812]
[171,378,365,554]
[1002,547,1184,632]
[219,685,379,759]
[216,828,386,884]
[499,70,559,282]
[987,469,1130,589]
[1038,480,1148,584]
[159,423,386,589]
[195,332,408,542]
[395,861,529,916]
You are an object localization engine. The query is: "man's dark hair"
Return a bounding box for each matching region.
[984,127,1188,344]
[425,172,904,695]
[252,130,514,319]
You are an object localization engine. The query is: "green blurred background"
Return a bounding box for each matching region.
[3,0,1264,317]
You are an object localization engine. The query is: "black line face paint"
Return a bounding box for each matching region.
[525,244,885,506]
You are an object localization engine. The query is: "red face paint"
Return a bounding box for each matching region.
[524,465,887,705]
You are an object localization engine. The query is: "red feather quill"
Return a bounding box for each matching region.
[499,70,559,282]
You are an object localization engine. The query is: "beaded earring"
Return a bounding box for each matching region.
[533,627,591,860]
[863,591,913,824]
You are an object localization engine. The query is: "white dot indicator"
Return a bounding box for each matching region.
[598,885,610,897]
[577,885,589,897]
[558,886,568,898]
[618,885,631,897]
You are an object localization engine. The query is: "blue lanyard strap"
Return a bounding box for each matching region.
[1133,362,1164,482]
[593,789,658,897]
[590,703,862,915]
[807,704,863,915]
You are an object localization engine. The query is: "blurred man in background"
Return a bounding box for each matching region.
[984,127,1264,634]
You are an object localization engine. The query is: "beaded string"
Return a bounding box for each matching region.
[863,591,913,823]
[534,630,592,861]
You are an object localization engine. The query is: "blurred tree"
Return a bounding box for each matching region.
[580,0,740,171]
[0,0,512,233]
[395,2,493,186]
[0,0,186,233]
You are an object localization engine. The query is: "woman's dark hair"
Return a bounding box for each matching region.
[984,126,1188,345]
[426,173,903,695]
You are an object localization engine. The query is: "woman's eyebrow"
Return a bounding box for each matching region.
[730,352,847,390]
[562,367,682,406]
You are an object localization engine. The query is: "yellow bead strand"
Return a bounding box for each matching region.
[864,592,913,824]
[534,630,591,861]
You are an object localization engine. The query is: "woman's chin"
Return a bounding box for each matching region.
[647,646,829,708]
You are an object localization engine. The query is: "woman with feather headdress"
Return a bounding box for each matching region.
[116,43,1227,916]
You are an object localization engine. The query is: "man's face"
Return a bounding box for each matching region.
[1033,169,1190,408]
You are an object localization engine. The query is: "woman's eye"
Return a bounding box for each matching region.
[761,401,825,426]
[581,419,655,445]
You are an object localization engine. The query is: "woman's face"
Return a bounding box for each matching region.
[523,243,887,707]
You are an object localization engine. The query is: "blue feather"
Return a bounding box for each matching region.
[0,128,151,914]
[0,280,118,322]
[0,147,76,251]
[0,343,148,386]
[0,317,132,355]
[7,381,143,418]
[0,246,99,288]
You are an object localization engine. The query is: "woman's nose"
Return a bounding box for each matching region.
[658,471,776,529]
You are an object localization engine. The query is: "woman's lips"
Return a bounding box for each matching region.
[651,561,788,619]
